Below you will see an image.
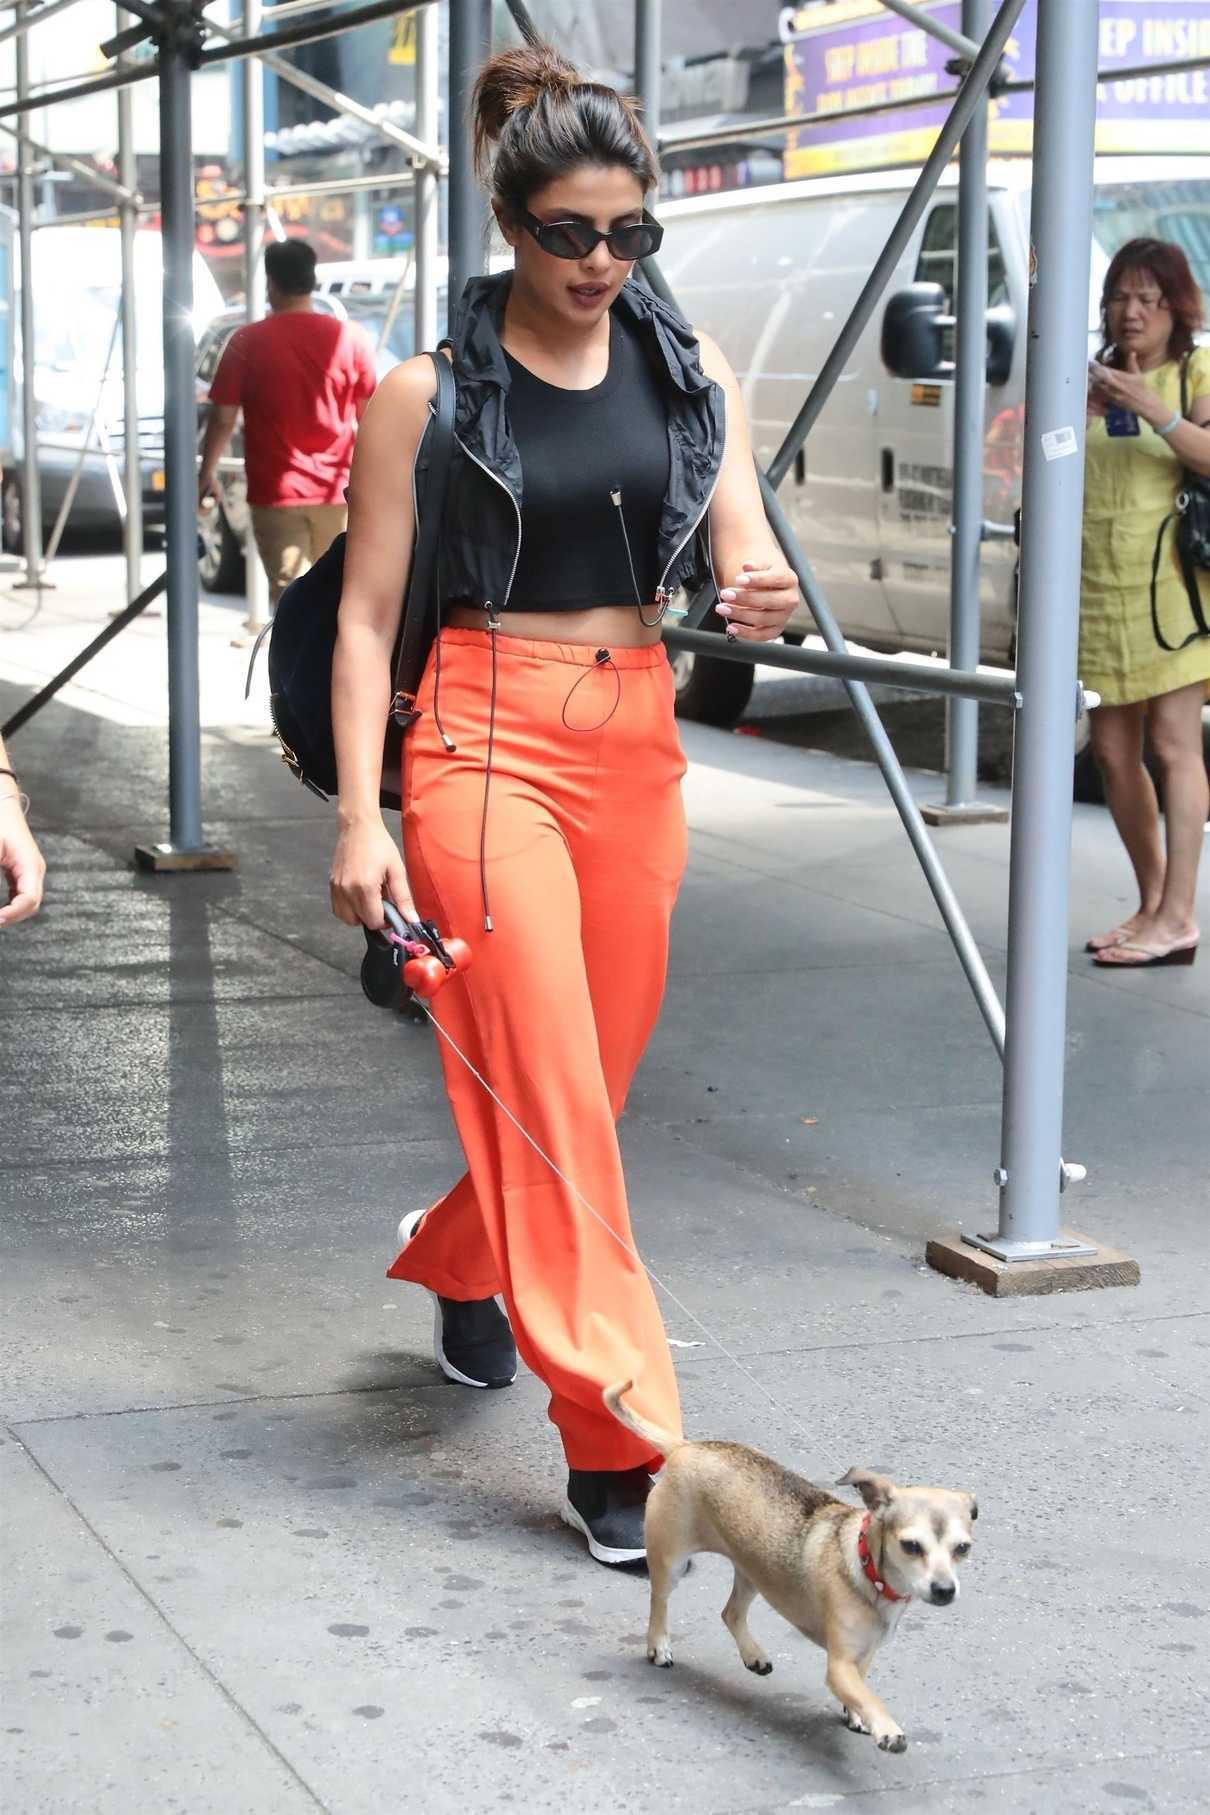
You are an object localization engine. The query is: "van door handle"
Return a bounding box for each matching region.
[881,448,894,493]
[794,447,806,486]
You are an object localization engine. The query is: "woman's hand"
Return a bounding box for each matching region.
[1088,351,1172,429]
[329,813,415,930]
[0,795,46,927]
[717,561,800,642]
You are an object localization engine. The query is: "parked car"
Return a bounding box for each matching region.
[1,226,223,553]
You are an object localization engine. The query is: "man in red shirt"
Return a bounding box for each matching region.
[198,238,377,610]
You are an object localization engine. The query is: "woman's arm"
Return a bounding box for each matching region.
[0,732,45,927]
[696,330,798,642]
[329,355,437,930]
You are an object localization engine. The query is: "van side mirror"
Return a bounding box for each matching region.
[985,303,1015,386]
[882,283,952,381]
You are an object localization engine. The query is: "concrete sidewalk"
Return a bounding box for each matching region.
[2,563,1208,1814]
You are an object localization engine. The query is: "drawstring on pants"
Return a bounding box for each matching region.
[479,613,501,932]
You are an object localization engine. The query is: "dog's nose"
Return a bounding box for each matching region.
[929,1581,957,1605]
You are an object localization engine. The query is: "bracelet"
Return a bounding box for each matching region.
[1154,409,1182,438]
[0,789,31,814]
[0,767,17,783]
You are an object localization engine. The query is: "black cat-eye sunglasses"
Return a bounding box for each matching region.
[518,208,664,262]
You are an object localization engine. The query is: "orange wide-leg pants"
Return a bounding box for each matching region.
[387,629,688,1471]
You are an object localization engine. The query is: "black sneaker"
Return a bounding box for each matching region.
[562,1466,651,1566]
[396,1209,516,1390]
[432,1293,517,1389]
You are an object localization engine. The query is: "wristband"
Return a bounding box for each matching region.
[0,767,17,783]
[1154,409,1182,438]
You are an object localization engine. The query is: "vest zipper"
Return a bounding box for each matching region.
[652,464,723,612]
[455,432,523,611]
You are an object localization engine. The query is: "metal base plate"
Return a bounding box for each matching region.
[963,1230,1097,1262]
[920,800,1010,826]
[134,842,238,874]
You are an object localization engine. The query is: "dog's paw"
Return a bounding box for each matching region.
[744,1656,773,1676]
[843,1706,869,1735]
[876,1729,907,1753]
[647,1643,674,1668]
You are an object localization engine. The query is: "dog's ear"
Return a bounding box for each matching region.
[836,1467,896,1510]
[966,1493,978,1522]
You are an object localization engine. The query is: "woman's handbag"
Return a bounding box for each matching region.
[1150,355,1210,652]
[266,349,457,810]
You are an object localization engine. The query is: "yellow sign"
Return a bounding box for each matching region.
[389,14,416,65]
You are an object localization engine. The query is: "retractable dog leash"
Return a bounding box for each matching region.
[365,901,847,1476]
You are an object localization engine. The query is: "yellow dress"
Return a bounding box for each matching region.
[1079,346,1210,707]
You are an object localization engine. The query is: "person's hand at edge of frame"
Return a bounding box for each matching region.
[0,789,46,927]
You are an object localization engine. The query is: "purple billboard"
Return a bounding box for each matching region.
[782,0,1210,178]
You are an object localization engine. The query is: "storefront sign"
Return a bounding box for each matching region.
[782,0,1210,179]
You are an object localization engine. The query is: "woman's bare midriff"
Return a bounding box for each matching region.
[445,603,665,648]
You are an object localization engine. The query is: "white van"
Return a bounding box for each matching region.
[657,156,1210,722]
[2,226,223,552]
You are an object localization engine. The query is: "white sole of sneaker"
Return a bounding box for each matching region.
[560,1497,647,1566]
[397,1207,426,1249]
[429,1294,518,1390]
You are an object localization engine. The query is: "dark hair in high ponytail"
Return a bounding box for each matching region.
[472,42,658,218]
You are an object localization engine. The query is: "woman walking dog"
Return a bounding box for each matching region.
[328,44,796,1564]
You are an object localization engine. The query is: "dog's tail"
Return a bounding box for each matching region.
[602,1378,682,1460]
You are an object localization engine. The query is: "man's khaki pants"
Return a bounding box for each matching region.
[250,503,347,608]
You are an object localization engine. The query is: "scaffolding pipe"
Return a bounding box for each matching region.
[974,0,1101,1260]
[414,0,439,354]
[662,626,1020,707]
[873,0,981,60]
[241,0,269,637]
[117,6,142,606]
[0,0,84,46]
[158,20,204,852]
[14,0,44,587]
[634,0,661,146]
[448,0,491,310]
[204,7,441,167]
[0,121,139,204]
[940,0,990,814]
[766,0,1027,492]
[758,473,1007,1056]
[0,0,433,121]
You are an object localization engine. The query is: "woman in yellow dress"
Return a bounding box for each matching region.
[1081,238,1210,967]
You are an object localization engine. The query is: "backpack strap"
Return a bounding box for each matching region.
[1149,352,1210,651]
[391,350,457,726]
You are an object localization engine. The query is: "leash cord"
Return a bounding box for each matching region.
[422,1000,846,1476]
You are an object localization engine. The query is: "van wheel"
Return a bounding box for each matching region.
[671,611,755,726]
[198,500,245,594]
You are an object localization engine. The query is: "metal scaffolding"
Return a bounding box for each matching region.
[5,0,1170,1280]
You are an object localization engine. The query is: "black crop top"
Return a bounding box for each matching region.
[500,313,671,611]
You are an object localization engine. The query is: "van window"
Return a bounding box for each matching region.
[1088,178,1210,299]
[915,203,1009,318]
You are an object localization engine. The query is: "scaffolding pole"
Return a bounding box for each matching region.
[447,0,490,310]
[135,1,232,872]
[414,0,439,353]
[967,0,1101,1262]
[922,0,1004,826]
[13,0,45,588]
[240,0,270,640]
[117,6,142,606]
[634,0,661,146]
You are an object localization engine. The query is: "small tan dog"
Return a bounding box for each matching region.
[604,1380,976,1753]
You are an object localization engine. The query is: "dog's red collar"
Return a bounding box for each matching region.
[857,1514,906,1603]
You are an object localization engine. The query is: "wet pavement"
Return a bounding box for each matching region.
[2,553,1208,1813]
